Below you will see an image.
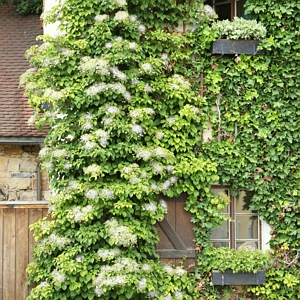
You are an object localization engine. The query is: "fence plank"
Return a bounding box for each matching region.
[3,209,16,300]
[16,208,29,300]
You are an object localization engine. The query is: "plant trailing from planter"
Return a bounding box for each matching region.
[211,17,267,40]
[205,247,272,274]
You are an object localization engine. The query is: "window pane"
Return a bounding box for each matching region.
[236,190,257,213]
[211,220,230,239]
[235,215,258,239]
[215,3,231,20]
[212,241,230,248]
[236,0,247,18]
[236,241,259,250]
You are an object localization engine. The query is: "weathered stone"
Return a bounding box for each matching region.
[11,172,34,178]
[4,146,22,156]
[0,172,9,178]
[0,157,9,171]
[7,158,20,172]
[20,160,37,172]
[43,191,52,201]
[8,190,19,201]
[20,190,35,201]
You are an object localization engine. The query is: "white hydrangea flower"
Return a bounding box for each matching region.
[129,14,137,22]
[94,14,109,22]
[148,291,159,298]
[83,141,97,151]
[97,248,121,260]
[131,124,144,135]
[129,42,137,50]
[39,281,48,287]
[105,42,113,49]
[110,66,127,81]
[129,177,141,184]
[166,165,174,173]
[175,268,186,276]
[159,199,168,213]
[115,36,123,42]
[101,188,114,199]
[82,121,93,131]
[137,278,147,291]
[153,147,168,158]
[144,83,152,93]
[75,254,84,262]
[131,78,140,85]
[114,0,127,7]
[103,117,114,125]
[151,161,164,174]
[141,63,153,73]
[123,91,132,101]
[166,116,177,125]
[83,164,102,177]
[136,148,152,160]
[95,287,104,296]
[174,291,183,299]
[163,265,174,275]
[79,57,110,75]
[105,105,120,115]
[143,202,157,212]
[114,11,129,22]
[85,189,99,199]
[137,24,146,33]
[52,270,67,283]
[80,134,92,142]
[156,131,164,139]
[151,183,159,191]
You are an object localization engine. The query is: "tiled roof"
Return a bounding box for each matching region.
[0,5,46,137]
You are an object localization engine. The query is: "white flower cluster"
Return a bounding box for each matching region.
[51,148,69,158]
[70,205,93,223]
[114,0,127,7]
[39,147,49,157]
[38,233,70,252]
[75,254,84,262]
[83,164,102,178]
[19,68,36,86]
[137,24,146,33]
[101,188,114,199]
[143,202,157,213]
[169,74,190,90]
[135,147,171,161]
[42,57,60,67]
[159,199,168,213]
[131,124,145,136]
[85,189,99,199]
[94,14,109,22]
[129,107,155,119]
[79,57,110,75]
[110,66,127,81]
[137,278,147,291]
[95,129,109,147]
[163,264,186,276]
[59,48,73,57]
[97,248,121,261]
[52,269,67,284]
[114,10,129,22]
[150,161,164,174]
[140,63,153,74]
[44,88,64,101]
[105,219,137,246]
[166,116,177,125]
[66,180,80,191]
[86,82,130,100]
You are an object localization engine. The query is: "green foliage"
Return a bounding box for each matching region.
[0,0,42,14]
[211,17,267,40]
[204,247,272,273]
[22,0,300,298]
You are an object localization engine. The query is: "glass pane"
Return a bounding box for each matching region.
[215,3,231,20]
[212,241,230,248]
[235,215,258,239]
[236,0,247,18]
[211,220,230,239]
[236,241,259,250]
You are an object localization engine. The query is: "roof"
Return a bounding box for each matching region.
[0,5,46,138]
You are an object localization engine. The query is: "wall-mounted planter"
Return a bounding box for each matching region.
[212,270,266,286]
[212,39,265,55]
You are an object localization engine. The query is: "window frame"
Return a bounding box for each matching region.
[210,185,261,250]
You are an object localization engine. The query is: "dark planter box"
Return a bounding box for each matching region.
[212,270,266,286]
[212,39,265,55]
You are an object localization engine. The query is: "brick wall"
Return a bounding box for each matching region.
[0,145,50,201]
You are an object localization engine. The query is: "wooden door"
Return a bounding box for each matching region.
[0,203,48,300]
[155,194,196,271]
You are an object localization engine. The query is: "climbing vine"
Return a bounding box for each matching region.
[0,0,42,14]
[21,0,300,299]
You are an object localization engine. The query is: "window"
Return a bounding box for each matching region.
[206,0,247,20]
[210,186,261,250]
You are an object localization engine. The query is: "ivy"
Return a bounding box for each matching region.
[0,0,42,14]
[22,0,300,299]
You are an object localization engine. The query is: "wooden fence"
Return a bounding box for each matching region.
[0,202,48,300]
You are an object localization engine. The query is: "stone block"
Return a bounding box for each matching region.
[4,146,22,156]
[20,190,36,201]
[43,191,52,201]
[12,172,34,178]
[20,160,37,172]
[0,157,9,171]
[7,158,20,172]
[0,172,9,178]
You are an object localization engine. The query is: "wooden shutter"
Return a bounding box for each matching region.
[155,194,196,271]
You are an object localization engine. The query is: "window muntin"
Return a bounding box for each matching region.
[210,187,260,249]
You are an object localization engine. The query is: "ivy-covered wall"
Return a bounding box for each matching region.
[21,0,300,299]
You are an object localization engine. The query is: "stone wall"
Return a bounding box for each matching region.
[0,145,50,201]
